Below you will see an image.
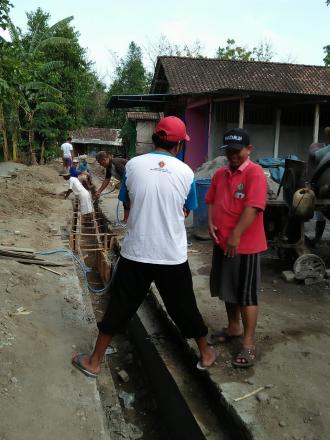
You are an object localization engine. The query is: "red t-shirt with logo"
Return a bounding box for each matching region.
[205,159,267,254]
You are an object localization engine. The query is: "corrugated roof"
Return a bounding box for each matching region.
[151,57,330,97]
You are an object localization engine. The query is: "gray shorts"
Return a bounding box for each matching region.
[210,246,261,306]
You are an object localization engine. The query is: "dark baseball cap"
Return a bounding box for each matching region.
[155,116,190,142]
[220,128,250,153]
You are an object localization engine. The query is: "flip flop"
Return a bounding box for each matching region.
[196,347,219,371]
[207,328,242,345]
[232,347,256,368]
[72,353,98,378]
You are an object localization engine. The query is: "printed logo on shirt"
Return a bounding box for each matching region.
[237,183,244,190]
[150,161,172,173]
[234,191,245,199]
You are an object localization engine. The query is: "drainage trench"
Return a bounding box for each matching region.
[69,198,235,440]
[69,199,171,439]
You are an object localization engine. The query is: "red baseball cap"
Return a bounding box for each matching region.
[154,116,190,142]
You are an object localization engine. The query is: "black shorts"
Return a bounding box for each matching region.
[210,246,261,306]
[63,157,71,167]
[98,256,208,339]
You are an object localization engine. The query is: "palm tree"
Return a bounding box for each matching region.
[4,14,72,163]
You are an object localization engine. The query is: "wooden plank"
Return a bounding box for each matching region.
[0,256,70,266]
[39,265,64,276]
[0,246,36,253]
[0,250,40,259]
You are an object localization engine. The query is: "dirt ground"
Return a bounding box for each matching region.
[0,162,110,440]
[1,162,330,440]
[185,238,330,440]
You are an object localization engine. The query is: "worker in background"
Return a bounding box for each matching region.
[60,172,94,216]
[71,116,219,378]
[69,159,80,177]
[206,128,267,368]
[69,158,92,190]
[78,155,92,189]
[60,136,74,171]
[94,151,129,222]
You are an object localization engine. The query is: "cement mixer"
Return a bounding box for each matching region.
[265,153,330,284]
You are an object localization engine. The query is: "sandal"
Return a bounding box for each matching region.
[196,346,219,371]
[207,328,242,345]
[232,347,256,368]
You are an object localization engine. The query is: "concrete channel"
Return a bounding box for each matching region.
[69,196,246,440]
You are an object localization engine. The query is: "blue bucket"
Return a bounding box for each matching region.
[193,178,211,232]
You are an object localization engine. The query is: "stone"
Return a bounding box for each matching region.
[117,369,129,383]
[256,392,269,402]
[265,383,274,389]
[282,270,295,282]
[14,231,20,235]
[279,420,286,427]
[127,422,143,440]
[10,377,18,384]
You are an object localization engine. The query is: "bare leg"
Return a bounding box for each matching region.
[72,331,112,375]
[225,302,242,335]
[240,305,258,347]
[196,336,218,368]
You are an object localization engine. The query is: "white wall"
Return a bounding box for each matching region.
[136,121,156,155]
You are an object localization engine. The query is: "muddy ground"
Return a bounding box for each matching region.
[0,162,329,440]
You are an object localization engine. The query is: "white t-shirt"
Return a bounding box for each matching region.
[61,142,73,158]
[119,152,197,265]
[69,177,93,214]
[69,177,87,195]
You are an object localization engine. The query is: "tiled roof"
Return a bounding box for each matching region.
[151,57,330,97]
[70,127,120,142]
[127,111,164,120]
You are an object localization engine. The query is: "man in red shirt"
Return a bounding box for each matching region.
[205,128,267,368]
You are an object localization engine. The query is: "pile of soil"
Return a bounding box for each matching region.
[0,165,62,218]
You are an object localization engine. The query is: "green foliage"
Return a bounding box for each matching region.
[216,38,273,62]
[107,41,150,128]
[0,0,11,30]
[0,7,107,162]
[120,119,137,158]
[323,45,330,66]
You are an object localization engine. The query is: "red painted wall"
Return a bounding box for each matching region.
[185,104,209,170]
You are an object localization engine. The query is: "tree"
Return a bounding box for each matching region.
[0,0,12,160]
[107,41,150,128]
[323,45,330,66]
[216,38,274,62]
[0,8,103,163]
[5,11,72,163]
[143,35,205,70]
[0,0,11,30]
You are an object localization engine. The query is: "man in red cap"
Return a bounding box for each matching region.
[72,116,218,377]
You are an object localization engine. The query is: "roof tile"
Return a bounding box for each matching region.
[151,57,330,96]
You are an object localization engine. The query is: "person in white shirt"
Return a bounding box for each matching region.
[60,172,93,215]
[71,116,219,378]
[60,137,74,170]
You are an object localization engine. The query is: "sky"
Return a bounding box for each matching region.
[4,0,330,85]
